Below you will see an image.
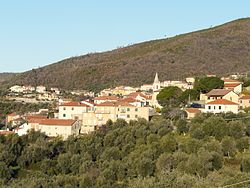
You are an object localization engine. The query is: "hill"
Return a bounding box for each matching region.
[0,73,16,83]
[3,18,250,92]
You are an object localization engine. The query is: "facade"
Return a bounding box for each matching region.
[203,89,239,104]
[59,101,94,120]
[223,79,242,94]
[204,99,239,114]
[185,108,201,119]
[36,86,46,93]
[81,101,151,134]
[239,95,250,109]
[38,119,81,140]
[94,96,119,104]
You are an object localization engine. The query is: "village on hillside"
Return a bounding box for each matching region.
[1,72,250,140]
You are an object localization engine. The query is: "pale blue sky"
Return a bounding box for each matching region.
[0,1,249,72]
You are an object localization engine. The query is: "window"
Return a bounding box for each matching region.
[118,108,119,111]
[135,108,138,112]
[63,114,66,117]
[208,106,211,110]
[219,106,221,110]
[127,115,130,118]
[63,107,66,110]
[71,107,74,110]
[127,108,130,111]
[135,115,138,118]
[214,106,216,110]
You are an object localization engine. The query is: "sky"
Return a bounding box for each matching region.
[0,1,249,72]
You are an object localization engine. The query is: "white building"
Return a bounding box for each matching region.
[59,101,94,120]
[203,99,239,114]
[36,86,46,93]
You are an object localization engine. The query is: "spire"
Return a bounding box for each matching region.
[154,72,160,83]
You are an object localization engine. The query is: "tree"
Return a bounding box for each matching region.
[175,119,189,134]
[236,137,249,152]
[194,77,224,93]
[221,136,237,158]
[157,86,183,107]
[179,89,199,104]
[241,157,250,172]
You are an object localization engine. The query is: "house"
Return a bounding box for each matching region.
[203,99,239,114]
[239,95,250,109]
[59,101,94,120]
[202,89,239,104]
[6,113,20,125]
[185,108,201,119]
[93,96,119,104]
[119,97,144,107]
[81,101,152,134]
[140,84,153,91]
[223,79,242,94]
[38,119,81,140]
[36,86,46,93]
[127,92,152,106]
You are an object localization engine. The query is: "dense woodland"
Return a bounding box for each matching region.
[2,18,250,92]
[0,113,250,187]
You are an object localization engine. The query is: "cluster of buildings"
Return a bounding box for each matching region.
[9,85,60,101]
[185,78,250,119]
[3,72,249,139]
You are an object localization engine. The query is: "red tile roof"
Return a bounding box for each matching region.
[224,83,241,88]
[223,79,241,83]
[128,92,152,99]
[207,99,238,105]
[119,98,140,103]
[39,119,76,126]
[60,101,89,107]
[240,95,250,100]
[27,115,47,121]
[94,96,119,100]
[185,108,201,113]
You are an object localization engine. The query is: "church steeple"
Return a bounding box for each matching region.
[154,72,160,84]
[153,72,161,91]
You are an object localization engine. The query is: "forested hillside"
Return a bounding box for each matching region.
[3,18,250,92]
[1,114,250,187]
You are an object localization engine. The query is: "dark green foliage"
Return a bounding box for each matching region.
[194,77,224,93]
[241,157,250,172]
[0,113,249,187]
[157,86,183,107]
[179,89,199,103]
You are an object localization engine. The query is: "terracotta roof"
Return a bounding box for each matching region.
[94,96,119,100]
[185,108,201,113]
[224,83,241,88]
[119,98,140,103]
[223,79,241,83]
[60,101,89,107]
[128,92,152,99]
[207,99,238,105]
[240,95,250,100]
[27,115,47,121]
[0,130,15,135]
[96,101,133,107]
[206,89,232,96]
[39,119,76,126]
